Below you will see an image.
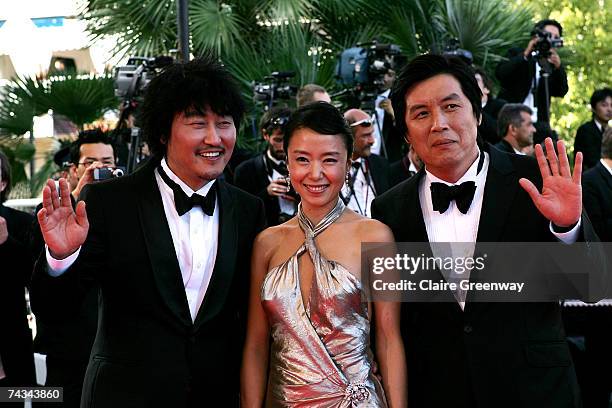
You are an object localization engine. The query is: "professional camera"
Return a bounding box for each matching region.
[441,39,473,65]
[252,72,298,107]
[93,167,125,181]
[531,28,564,58]
[335,41,403,101]
[114,56,174,102]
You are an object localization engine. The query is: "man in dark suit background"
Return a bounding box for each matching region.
[234,107,296,226]
[494,103,536,155]
[31,57,265,407]
[582,126,612,241]
[496,19,568,145]
[373,54,606,408]
[474,67,506,145]
[30,130,117,407]
[574,88,612,170]
[0,149,36,392]
[342,108,390,217]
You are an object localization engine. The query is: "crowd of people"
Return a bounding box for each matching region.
[0,16,610,408]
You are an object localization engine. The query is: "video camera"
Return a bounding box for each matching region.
[335,41,403,102]
[114,56,174,102]
[252,72,298,108]
[441,39,473,65]
[531,28,564,58]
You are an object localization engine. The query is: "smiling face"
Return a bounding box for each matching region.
[404,73,480,183]
[165,107,236,190]
[287,127,350,211]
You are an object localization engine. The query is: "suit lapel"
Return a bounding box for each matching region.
[136,160,192,327]
[597,162,612,190]
[476,147,518,242]
[397,169,428,242]
[194,180,238,330]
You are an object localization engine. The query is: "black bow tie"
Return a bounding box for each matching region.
[430,181,476,214]
[157,165,216,216]
[265,154,288,177]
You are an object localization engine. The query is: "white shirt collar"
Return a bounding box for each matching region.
[594,119,606,132]
[601,159,612,176]
[160,157,215,197]
[266,149,284,165]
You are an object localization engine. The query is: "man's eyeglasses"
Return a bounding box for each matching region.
[350,118,373,128]
[78,160,115,167]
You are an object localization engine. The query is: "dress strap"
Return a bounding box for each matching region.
[297,199,345,259]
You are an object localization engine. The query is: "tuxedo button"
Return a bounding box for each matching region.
[463,325,473,334]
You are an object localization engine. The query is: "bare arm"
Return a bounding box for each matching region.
[240,231,273,407]
[366,221,407,407]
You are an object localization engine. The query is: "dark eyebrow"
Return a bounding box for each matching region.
[292,150,341,156]
[440,93,462,103]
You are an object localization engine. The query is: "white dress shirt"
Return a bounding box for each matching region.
[522,61,540,122]
[264,152,296,216]
[601,159,612,176]
[419,149,580,309]
[47,158,219,321]
[343,158,377,218]
[372,89,391,155]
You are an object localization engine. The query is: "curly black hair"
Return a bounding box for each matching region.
[140,55,245,158]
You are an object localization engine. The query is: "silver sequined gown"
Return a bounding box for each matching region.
[261,200,387,407]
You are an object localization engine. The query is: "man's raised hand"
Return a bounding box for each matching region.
[38,178,89,259]
[519,138,582,228]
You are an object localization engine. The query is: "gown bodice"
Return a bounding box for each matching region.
[261,200,387,407]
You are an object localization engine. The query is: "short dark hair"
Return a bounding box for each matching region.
[534,19,563,37]
[602,127,612,159]
[140,55,245,158]
[260,106,293,136]
[296,84,327,107]
[590,88,612,110]
[0,149,11,203]
[69,129,116,165]
[390,54,482,140]
[497,104,533,137]
[473,66,493,92]
[284,102,353,159]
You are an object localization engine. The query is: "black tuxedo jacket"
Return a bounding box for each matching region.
[366,154,391,196]
[371,146,606,408]
[582,162,612,241]
[574,120,603,170]
[234,153,290,226]
[496,47,568,124]
[31,159,265,407]
[0,204,36,386]
[494,138,515,154]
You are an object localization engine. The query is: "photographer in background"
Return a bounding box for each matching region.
[29,129,117,407]
[234,107,297,226]
[68,129,118,200]
[496,19,568,145]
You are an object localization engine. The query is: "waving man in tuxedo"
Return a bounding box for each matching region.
[32,57,265,407]
[372,54,608,408]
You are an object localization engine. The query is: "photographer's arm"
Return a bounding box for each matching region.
[547,51,569,97]
[496,47,531,84]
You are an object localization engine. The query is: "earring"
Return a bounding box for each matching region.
[345,171,350,186]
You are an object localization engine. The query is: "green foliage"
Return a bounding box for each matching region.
[45,74,118,128]
[0,137,35,188]
[517,0,611,150]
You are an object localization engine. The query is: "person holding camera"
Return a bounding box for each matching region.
[31,57,265,407]
[342,109,391,218]
[234,107,297,226]
[29,130,117,407]
[496,19,568,145]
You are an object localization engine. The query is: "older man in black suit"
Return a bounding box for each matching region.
[372,54,607,408]
[32,57,265,407]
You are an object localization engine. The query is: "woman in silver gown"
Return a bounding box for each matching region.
[241,103,407,407]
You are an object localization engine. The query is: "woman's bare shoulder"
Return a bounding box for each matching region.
[355,217,395,243]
